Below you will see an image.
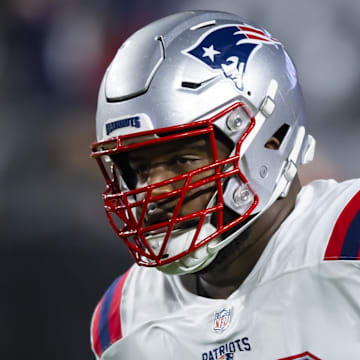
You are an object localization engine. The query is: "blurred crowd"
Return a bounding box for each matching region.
[1,0,359,359]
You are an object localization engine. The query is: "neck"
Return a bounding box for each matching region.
[183,177,301,299]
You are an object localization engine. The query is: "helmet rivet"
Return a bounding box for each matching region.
[234,117,242,127]
[240,190,250,201]
[260,165,268,178]
[226,109,250,132]
[233,184,254,207]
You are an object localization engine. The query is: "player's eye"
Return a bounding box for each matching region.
[174,156,200,166]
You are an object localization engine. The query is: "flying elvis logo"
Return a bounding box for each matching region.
[184,24,281,91]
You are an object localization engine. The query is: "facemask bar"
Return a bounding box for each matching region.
[91,102,259,267]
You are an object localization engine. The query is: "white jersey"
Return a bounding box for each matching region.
[91,179,360,360]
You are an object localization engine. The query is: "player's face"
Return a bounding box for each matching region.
[126,135,230,228]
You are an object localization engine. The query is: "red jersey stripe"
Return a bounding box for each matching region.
[91,297,105,357]
[324,191,360,260]
[108,268,132,344]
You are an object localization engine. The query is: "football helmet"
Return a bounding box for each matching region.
[91,11,316,275]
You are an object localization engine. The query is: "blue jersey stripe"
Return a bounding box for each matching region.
[98,275,123,353]
[340,210,360,260]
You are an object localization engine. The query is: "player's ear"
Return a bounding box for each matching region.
[265,124,290,150]
[265,136,281,150]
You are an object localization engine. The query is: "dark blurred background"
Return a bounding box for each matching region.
[1,0,359,359]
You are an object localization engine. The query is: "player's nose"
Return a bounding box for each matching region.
[136,165,179,222]
[147,165,177,197]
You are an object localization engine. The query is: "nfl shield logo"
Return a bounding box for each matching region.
[213,308,231,333]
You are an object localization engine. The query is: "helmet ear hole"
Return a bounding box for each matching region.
[265,124,290,150]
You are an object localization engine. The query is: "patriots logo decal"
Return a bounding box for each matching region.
[184,24,281,91]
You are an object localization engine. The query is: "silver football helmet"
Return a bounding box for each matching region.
[91,10,316,275]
